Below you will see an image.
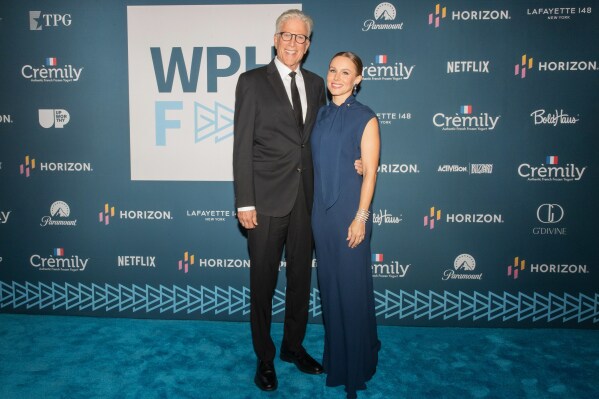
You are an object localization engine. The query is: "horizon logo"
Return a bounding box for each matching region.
[19,155,36,177]
[424,207,442,229]
[178,251,196,273]
[1,114,13,124]
[39,109,70,128]
[515,54,534,78]
[429,4,447,27]
[507,256,526,279]
[29,11,72,30]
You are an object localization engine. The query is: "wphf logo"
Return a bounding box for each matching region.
[98,203,173,225]
[39,109,70,128]
[30,247,90,272]
[507,257,526,279]
[442,254,483,281]
[19,155,93,177]
[40,201,77,227]
[362,2,404,31]
[518,156,587,182]
[178,251,196,273]
[361,54,415,82]
[21,57,83,83]
[371,253,410,278]
[128,4,285,181]
[424,206,504,230]
[515,54,598,78]
[29,11,72,30]
[429,3,510,28]
[433,105,500,132]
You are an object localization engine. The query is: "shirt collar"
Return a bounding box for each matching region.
[274,57,302,80]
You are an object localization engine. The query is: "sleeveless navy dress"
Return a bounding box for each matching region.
[311,96,380,399]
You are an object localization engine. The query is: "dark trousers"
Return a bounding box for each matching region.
[248,180,312,362]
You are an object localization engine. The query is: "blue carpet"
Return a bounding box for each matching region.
[0,314,597,399]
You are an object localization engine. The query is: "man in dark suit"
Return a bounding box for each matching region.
[233,9,325,392]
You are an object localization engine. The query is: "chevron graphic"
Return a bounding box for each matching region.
[194,101,234,143]
[0,282,597,324]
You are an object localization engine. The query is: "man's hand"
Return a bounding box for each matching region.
[238,209,258,229]
[354,159,364,175]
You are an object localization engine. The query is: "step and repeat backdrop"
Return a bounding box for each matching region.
[1,1,597,328]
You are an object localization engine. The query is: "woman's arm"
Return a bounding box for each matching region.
[347,117,380,248]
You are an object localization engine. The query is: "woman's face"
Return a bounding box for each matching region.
[327,56,362,99]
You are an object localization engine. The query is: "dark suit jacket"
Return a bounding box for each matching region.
[233,60,326,217]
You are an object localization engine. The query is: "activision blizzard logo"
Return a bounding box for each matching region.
[533,203,566,235]
[372,209,402,225]
[0,210,11,224]
[362,2,404,31]
[19,155,93,177]
[530,109,580,126]
[186,209,234,222]
[30,248,89,272]
[442,254,483,281]
[371,253,410,278]
[437,164,493,174]
[39,109,70,128]
[526,7,592,20]
[29,11,72,30]
[433,105,500,132]
[117,256,156,268]
[21,57,83,83]
[447,61,490,73]
[518,156,587,182]
[362,55,414,82]
[98,203,173,225]
[40,201,77,227]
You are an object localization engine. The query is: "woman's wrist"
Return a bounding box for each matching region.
[354,208,370,223]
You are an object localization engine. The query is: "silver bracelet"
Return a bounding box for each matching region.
[355,208,370,223]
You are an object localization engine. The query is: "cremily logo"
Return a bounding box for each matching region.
[362,2,404,31]
[433,105,500,132]
[361,55,414,82]
[178,251,195,273]
[39,109,70,128]
[518,156,587,182]
[19,155,36,177]
[371,253,410,278]
[507,256,526,279]
[21,57,83,83]
[515,54,534,78]
[429,4,447,28]
[424,207,442,229]
[30,247,89,272]
[0,210,11,224]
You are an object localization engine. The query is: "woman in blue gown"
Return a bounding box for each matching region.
[311,52,381,399]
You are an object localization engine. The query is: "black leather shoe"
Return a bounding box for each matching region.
[280,347,324,374]
[254,360,277,391]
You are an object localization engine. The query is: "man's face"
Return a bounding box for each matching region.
[274,18,310,71]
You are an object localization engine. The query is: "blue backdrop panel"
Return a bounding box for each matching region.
[0,0,597,328]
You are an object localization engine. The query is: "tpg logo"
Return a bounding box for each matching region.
[30,11,72,30]
[151,46,269,146]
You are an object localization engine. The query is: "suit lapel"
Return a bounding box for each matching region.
[266,61,298,129]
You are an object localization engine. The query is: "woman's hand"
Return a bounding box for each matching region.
[347,219,366,248]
